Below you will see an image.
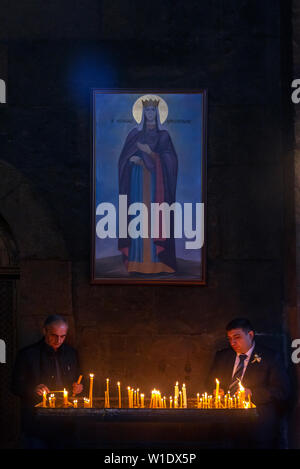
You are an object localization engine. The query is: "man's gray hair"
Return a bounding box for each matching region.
[44,314,68,328]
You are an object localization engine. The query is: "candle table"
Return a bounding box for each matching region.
[35,404,258,449]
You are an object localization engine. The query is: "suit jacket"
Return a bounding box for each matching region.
[206,342,290,410]
[11,339,81,440]
[11,339,81,409]
[206,342,291,448]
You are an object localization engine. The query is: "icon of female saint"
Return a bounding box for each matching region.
[118,94,178,274]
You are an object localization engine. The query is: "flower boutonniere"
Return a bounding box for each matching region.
[251,353,262,364]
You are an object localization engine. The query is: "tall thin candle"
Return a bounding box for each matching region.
[117,382,121,408]
[89,374,94,408]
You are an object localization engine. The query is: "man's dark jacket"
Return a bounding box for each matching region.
[11,339,81,435]
[206,342,290,447]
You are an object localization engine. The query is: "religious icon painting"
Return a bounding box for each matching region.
[91,89,207,284]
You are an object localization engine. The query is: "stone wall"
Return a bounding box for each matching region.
[0,0,294,419]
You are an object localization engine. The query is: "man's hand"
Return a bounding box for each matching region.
[72,382,83,395]
[234,388,252,399]
[35,384,50,396]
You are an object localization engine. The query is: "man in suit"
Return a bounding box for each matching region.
[11,314,83,448]
[207,317,290,448]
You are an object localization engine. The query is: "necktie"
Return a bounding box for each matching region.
[229,354,247,394]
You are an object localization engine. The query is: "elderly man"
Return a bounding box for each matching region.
[206,317,290,448]
[11,315,83,448]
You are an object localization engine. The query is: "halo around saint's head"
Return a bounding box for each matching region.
[132,94,168,124]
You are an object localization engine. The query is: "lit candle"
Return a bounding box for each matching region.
[84,397,90,408]
[105,379,110,408]
[197,393,200,407]
[199,398,203,409]
[149,391,153,408]
[137,388,140,407]
[63,388,68,407]
[179,391,183,408]
[140,393,145,408]
[127,387,131,408]
[117,382,121,408]
[163,396,166,408]
[215,378,219,404]
[89,374,94,408]
[204,392,207,409]
[42,390,47,408]
[73,400,78,408]
[238,382,245,405]
[134,389,137,407]
[170,396,173,408]
[182,383,187,408]
[155,390,159,408]
[174,381,179,401]
[50,393,55,408]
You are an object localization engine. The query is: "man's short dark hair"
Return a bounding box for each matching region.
[44,315,68,328]
[226,318,254,334]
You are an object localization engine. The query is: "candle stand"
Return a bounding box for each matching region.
[35,398,258,449]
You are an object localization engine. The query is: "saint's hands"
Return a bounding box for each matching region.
[130,155,143,166]
[35,384,50,396]
[136,142,152,154]
[72,382,83,395]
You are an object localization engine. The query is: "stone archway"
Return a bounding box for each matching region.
[0,161,73,447]
[0,216,19,448]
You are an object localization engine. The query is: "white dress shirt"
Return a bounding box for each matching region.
[231,342,255,379]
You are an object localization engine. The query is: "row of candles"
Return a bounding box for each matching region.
[37,375,255,409]
[196,379,255,409]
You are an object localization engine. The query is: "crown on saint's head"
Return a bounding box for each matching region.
[142,98,160,107]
